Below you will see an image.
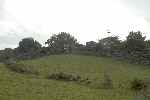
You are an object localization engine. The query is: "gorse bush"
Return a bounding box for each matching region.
[101,72,113,89]
[48,72,81,82]
[131,78,150,100]
[3,58,17,65]
[130,78,148,92]
[48,72,92,85]
[1,31,150,66]
[5,62,39,75]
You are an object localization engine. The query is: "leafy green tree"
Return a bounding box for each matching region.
[146,40,150,48]
[45,32,77,53]
[0,48,14,62]
[97,36,121,56]
[124,31,150,65]
[125,31,146,54]
[15,37,42,59]
[86,41,97,52]
[18,37,41,53]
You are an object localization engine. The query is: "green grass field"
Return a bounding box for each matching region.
[0,55,150,100]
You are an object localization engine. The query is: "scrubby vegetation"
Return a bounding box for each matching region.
[1,31,150,65]
[130,78,148,92]
[5,62,39,75]
[130,78,150,100]
[0,31,150,99]
[48,72,92,86]
[0,55,149,99]
[48,72,81,82]
[101,72,113,89]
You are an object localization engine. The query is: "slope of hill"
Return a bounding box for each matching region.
[0,55,150,100]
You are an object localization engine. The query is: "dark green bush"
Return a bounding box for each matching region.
[5,63,39,75]
[130,78,148,92]
[3,58,17,65]
[48,72,92,86]
[101,72,113,89]
[48,72,81,82]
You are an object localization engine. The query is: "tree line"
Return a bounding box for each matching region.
[0,31,150,65]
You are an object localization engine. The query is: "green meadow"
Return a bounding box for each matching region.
[0,55,150,100]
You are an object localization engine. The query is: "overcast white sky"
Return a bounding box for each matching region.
[0,0,150,49]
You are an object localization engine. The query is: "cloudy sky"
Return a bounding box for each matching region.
[0,0,150,49]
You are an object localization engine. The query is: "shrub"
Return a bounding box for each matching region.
[5,62,39,75]
[101,72,113,89]
[3,58,17,65]
[48,72,93,86]
[48,72,81,82]
[80,78,92,84]
[130,78,148,92]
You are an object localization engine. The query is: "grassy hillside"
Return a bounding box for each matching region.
[0,55,150,100]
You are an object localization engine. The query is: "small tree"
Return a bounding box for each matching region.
[97,36,121,56]
[45,32,77,54]
[0,48,15,62]
[146,40,150,48]
[86,41,97,53]
[124,31,150,64]
[16,37,42,59]
[101,71,113,89]
[125,31,146,54]
[18,37,41,53]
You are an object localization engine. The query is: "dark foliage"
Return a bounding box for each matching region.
[1,31,150,65]
[101,72,113,89]
[18,37,41,53]
[0,48,15,62]
[125,31,146,54]
[14,37,45,60]
[45,32,77,54]
[48,72,81,82]
[5,62,39,75]
[48,72,93,86]
[130,78,148,92]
